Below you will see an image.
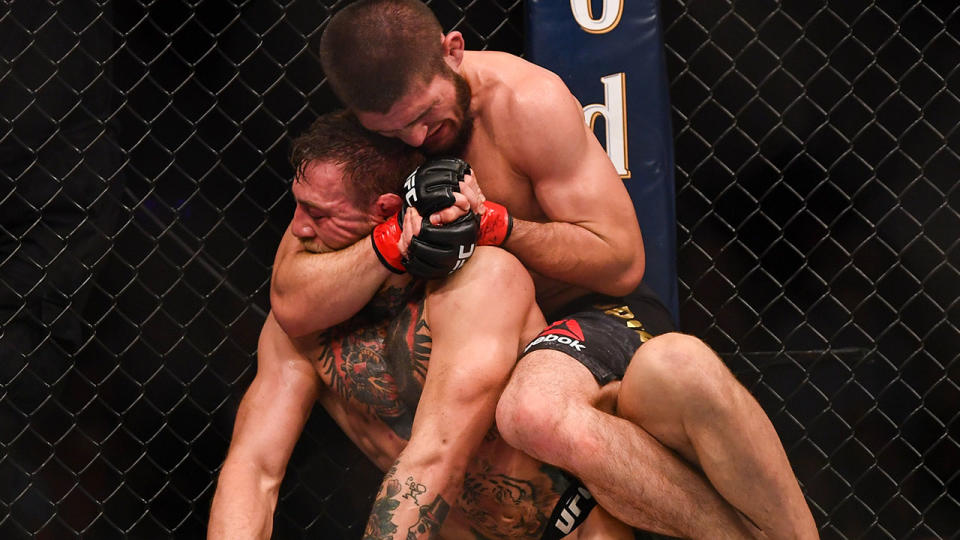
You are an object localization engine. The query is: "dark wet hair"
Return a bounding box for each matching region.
[289,110,424,205]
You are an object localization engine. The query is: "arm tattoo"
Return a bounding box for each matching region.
[406,494,450,539]
[403,475,449,539]
[364,464,450,540]
[364,465,402,540]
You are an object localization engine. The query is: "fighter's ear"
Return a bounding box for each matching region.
[374,193,402,219]
[441,31,464,70]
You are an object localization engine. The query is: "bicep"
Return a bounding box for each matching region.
[516,88,640,236]
[226,313,319,477]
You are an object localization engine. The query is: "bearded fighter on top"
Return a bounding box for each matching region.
[269,1,818,538]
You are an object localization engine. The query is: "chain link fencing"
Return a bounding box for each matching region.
[0,0,955,538]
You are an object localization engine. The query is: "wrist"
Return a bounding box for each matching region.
[478,201,512,247]
[371,214,406,273]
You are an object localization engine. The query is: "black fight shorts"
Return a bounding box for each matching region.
[523,283,676,385]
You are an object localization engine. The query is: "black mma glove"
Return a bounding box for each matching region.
[397,157,479,279]
[403,213,479,280]
[401,157,471,218]
[404,157,512,247]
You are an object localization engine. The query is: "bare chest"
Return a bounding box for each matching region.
[312,284,430,440]
[463,126,544,221]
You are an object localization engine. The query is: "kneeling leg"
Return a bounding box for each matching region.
[616,333,818,539]
[497,349,753,538]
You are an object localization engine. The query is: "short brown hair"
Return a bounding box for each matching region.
[319,0,445,113]
[289,110,424,206]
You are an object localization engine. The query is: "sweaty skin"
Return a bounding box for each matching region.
[350,36,820,540]
[267,23,818,538]
[312,274,555,538]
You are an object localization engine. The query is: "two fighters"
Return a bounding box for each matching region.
[265,0,817,537]
[208,112,634,539]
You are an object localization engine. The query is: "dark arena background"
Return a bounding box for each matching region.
[1,0,957,538]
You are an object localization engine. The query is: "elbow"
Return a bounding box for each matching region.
[269,292,311,339]
[617,252,646,294]
[597,245,645,296]
[269,292,295,336]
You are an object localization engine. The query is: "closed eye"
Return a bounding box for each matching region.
[381,103,437,136]
[302,204,325,220]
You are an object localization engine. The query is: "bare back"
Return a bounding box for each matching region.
[299,277,570,539]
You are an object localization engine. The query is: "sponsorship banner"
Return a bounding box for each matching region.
[526,0,678,321]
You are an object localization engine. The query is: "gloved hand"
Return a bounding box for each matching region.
[403,212,479,279]
[407,157,513,247]
[400,157,470,217]
[372,157,480,278]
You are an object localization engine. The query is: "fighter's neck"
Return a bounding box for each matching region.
[460,50,507,113]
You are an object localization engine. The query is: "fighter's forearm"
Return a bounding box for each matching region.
[270,234,391,337]
[208,459,280,540]
[505,217,645,296]
[362,455,459,540]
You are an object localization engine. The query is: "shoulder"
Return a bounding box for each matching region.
[473,55,583,156]
[481,54,578,127]
[426,249,535,341]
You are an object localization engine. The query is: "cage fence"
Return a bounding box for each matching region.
[0,0,956,538]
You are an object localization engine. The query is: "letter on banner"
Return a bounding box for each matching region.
[583,73,629,178]
[570,0,624,34]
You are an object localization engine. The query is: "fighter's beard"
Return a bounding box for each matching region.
[300,239,328,253]
[425,72,474,158]
[301,242,321,253]
[428,113,473,158]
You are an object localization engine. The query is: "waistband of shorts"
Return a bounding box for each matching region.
[545,282,664,322]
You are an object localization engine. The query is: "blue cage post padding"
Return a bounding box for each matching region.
[526,0,678,322]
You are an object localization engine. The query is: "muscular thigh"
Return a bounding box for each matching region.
[510,349,601,403]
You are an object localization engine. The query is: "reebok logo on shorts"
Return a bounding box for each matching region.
[524,319,586,353]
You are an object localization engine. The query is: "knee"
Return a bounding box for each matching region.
[626,332,735,407]
[496,363,579,463]
[457,246,530,291]
[496,374,556,454]
[442,246,535,308]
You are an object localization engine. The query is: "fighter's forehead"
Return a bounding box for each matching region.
[296,159,344,182]
[292,160,347,197]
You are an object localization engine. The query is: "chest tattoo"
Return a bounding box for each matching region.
[316,282,431,439]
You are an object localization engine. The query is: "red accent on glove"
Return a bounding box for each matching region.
[478,201,513,247]
[371,214,406,273]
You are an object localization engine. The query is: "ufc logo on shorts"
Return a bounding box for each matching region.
[555,486,592,534]
[450,243,475,273]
